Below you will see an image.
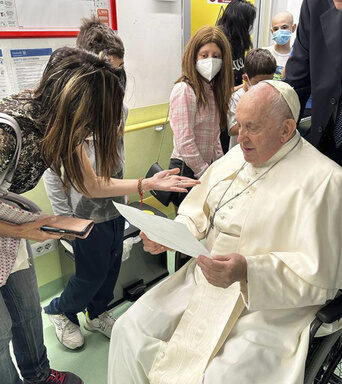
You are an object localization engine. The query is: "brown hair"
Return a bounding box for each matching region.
[34,47,125,194]
[177,26,234,130]
[77,16,125,59]
[244,48,276,79]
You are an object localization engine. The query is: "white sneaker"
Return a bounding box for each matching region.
[84,311,115,338]
[48,314,84,350]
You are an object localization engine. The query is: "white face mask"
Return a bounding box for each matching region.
[196,58,222,82]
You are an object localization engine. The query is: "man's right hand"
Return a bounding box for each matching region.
[140,231,169,254]
[18,216,64,242]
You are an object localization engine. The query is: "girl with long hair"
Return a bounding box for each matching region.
[169,26,234,209]
[217,0,256,153]
[0,47,198,384]
[217,0,256,86]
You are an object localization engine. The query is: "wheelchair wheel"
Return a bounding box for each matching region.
[304,329,342,384]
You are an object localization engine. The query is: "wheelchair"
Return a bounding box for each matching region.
[304,294,342,383]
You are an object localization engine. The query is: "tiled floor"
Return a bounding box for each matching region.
[40,250,176,384]
[40,299,131,384]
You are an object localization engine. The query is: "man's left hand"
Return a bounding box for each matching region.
[140,231,169,254]
[197,253,247,289]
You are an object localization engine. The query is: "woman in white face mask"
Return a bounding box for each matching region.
[168,26,233,211]
[168,26,234,269]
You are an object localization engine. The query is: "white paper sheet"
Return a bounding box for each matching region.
[114,202,211,258]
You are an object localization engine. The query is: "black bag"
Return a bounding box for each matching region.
[168,158,195,207]
[145,106,174,207]
[0,113,41,213]
[145,162,173,207]
[0,113,41,287]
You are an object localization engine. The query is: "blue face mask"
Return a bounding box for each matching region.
[272,29,291,46]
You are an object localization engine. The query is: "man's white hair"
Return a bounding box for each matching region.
[250,82,294,126]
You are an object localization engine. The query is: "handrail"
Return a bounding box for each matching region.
[125,117,170,133]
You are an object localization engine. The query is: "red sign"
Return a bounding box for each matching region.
[97,9,110,27]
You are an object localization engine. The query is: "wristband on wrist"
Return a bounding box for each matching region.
[138,177,145,208]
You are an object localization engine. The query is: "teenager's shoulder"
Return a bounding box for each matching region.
[170,82,196,101]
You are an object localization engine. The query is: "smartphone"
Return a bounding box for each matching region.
[40,221,94,238]
[40,226,67,234]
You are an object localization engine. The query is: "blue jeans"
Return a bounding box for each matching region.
[0,256,50,384]
[45,216,125,324]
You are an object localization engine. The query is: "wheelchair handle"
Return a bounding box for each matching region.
[316,294,342,324]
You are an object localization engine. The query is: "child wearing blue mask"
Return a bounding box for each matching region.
[263,11,297,80]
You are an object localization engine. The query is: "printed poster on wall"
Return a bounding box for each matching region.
[0,0,117,37]
[0,49,11,97]
[10,48,52,93]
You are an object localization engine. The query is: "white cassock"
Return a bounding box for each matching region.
[108,132,342,384]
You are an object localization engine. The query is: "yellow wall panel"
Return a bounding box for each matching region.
[191,0,255,36]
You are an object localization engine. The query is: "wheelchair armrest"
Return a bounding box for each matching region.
[316,294,342,324]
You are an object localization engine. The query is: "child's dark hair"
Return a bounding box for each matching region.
[77,16,124,58]
[244,48,277,79]
[217,0,256,60]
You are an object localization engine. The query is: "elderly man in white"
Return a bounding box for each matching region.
[108,81,342,384]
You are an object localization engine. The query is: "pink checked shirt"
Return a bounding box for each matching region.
[169,81,223,179]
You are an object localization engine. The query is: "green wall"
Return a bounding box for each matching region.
[23,103,174,296]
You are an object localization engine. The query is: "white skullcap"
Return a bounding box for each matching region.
[263,80,300,121]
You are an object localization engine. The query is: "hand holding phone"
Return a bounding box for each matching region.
[40,216,94,239]
[40,226,67,234]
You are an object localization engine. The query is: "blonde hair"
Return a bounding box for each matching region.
[177,26,234,129]
[34,48,125,194]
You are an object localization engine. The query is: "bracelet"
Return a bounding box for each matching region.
[138,177,144,208]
